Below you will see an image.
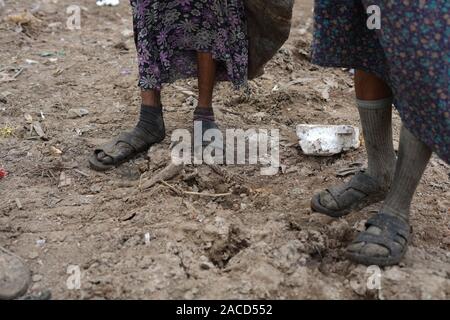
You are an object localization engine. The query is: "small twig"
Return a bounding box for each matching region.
[13,68,24,79]
[159,180,231,198]
[183,191,232,197]
[208,163,244,183]
[73,169,90,177]
[140,163,183,190]
[159,180,183,195]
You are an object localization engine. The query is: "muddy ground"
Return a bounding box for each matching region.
[0,0,449,299]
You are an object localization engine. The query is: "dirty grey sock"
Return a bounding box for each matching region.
[357,97,397,187]
[381,126,432,221]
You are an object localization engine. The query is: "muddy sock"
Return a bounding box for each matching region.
[357,97,397,187]
[136,104,164,137]
[193,107,215,123]
[381,126,432,221]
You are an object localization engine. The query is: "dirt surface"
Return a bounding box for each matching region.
[0,0,449,299]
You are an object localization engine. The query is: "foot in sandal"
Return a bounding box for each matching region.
[89,104,165,171]
[346,126,432,266]
[193,106,224,162]
[311,97,397,217]
[346,212,410,266]
[311,170,390,218]
[0,247,31,300]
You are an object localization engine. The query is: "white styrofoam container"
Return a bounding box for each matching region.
[296,124,360,156]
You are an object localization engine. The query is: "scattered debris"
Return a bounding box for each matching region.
[25,59,38,65]
[0,168,7,179]
[121,29,133,37]
[31,121,48,140]
[144,232,151,244]
[58,172,72,188]
[296,124,360,156]
[273,77,317,91]
[5,11,42,26]
[0,67,23,82]
[336,162,364,177]
[96,0,120,6]
[49,146,63,155]
[15,198,23,210]
[32,274,43,282]
[113,41,129,52]
[140,163,183,190]
[73,169,89,178]
[20,290,52,300]
[0,125,14,137]
[38,51,65,58]
[24,113,33,123]
[67,108,89,119]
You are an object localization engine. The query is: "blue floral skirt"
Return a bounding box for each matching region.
[312,0,449,163]
[130,0,248,90]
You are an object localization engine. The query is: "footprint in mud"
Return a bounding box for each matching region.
[207,225,250,268]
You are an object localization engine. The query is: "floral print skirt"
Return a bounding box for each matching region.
[312,0,449,163]
[130,0,248,90]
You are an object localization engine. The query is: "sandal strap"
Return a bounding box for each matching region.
[353,213,410,256]
[353,232,405,257]
[115,131,150,151]
[326,171,383,210]
[96,129,157,161]
[365,212,410,239]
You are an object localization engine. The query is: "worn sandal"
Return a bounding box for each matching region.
[89,128,165,171]
[311,171,388,218]
[346,212,411,266]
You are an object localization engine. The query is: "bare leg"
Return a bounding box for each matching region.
[141,89,161,107]
[197,52,216,109]
[354,69,392,101]
[194,52,221,155]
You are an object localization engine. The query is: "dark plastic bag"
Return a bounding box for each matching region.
[245,0,295,79]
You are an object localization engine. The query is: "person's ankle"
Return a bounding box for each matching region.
[194,106,215,122]
[380,204,410,223]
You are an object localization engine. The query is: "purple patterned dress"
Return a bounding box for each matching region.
[130,0,248,90]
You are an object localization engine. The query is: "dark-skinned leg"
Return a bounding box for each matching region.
[194,52,219,147]
[141,89,161,107]
[197,52,216,110]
